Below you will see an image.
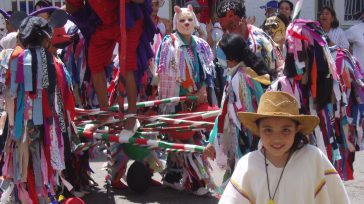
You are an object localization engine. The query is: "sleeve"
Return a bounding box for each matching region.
[219,158,253,204]
[208,117,218,144]
[200,24,208,40]
[158,23,166,36]
[319,151,351,204]
[338,28,350,49]
[345,27,355,43]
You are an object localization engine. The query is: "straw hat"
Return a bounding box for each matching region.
[237,91,320,136]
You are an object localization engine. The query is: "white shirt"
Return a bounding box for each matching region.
[346,22,364,69]
[219,145,350,204]
[327,27,350,49]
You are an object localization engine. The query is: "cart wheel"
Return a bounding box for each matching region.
[126,161,151,193]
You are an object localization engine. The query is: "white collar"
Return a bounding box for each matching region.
[227,62,245,76]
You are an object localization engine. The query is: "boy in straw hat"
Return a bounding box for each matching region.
[219,91,350,204]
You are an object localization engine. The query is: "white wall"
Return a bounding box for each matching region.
[156,0,318,25]
[245,0,316,26]
[158,0,171,19]
[0,1,13,12]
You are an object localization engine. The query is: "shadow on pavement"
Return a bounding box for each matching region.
[83,185,219,204]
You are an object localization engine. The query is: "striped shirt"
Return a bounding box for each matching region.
[327,27,350,49]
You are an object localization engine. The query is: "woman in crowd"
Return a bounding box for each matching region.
[278,0,294,22]
[319,6,349,49]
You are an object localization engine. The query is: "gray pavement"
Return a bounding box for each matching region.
[84,151,364,204]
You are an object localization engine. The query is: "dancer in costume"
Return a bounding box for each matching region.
[65,0,156,190]
[219,91,350,204]
[263,14,290,50]
[213,0,282,104]
[204,33,272,194]
[65,0,155,138]
[155,4,218,196]
[0,10,81,202]
[270,19,364,180]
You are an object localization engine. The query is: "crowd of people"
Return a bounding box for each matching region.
[0,0,363,203]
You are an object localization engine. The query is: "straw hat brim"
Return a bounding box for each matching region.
[237,112,320,136]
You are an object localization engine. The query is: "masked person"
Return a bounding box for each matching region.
[155,4,218,196]
[263,14,290,50]
[213,0,283,104]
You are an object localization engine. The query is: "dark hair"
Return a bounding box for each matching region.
[35,0,52,9]
[218,33,275,77]
[319,6,339,28]
[256,118,309,151]
[217,0,246,18]
[278,0,294,11]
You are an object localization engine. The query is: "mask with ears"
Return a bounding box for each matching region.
[173,5,200,36]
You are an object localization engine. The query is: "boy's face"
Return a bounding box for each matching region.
[258,117,301,159]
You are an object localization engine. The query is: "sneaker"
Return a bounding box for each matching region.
[192,187,209,196]
[119,118,140,143]
[162,180,184,191]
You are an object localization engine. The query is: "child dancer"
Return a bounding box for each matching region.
[219,91,350,204]
[203,33,272,194]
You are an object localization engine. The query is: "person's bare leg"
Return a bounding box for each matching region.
[92,71,109,108]
[124,71,137,130]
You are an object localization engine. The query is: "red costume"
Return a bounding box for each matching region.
[66,0,143,74]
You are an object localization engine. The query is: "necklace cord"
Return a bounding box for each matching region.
[264,148,293,202]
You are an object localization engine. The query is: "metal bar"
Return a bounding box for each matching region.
[26,0,29,14]
[17,0,21,11]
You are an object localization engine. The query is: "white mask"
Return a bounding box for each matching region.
[173,5,200,36]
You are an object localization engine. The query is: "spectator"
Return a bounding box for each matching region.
[151,0,167,36]
[345,6,364,70]
[319,6,349,49]
[260,0,279,18]
[278,0,294,21]
[34,0,52,20]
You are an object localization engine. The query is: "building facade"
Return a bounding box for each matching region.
[160,0,363,29]
[1,0,362,29]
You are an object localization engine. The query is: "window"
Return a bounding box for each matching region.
[11,0,64,14]
[317,0,334,18]
[12,1,34,13]
[345,0,364,21]
[318,0,334,8]
[317,0,334,13]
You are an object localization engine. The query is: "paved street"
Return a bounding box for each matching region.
[84,151,364,204]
